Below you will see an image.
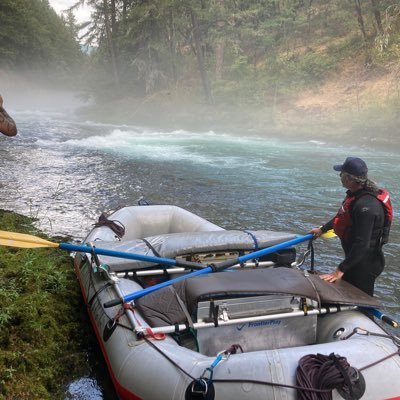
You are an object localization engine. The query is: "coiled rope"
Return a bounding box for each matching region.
[296,353,364,400]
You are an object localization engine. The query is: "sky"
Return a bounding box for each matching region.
[48,0,92,24]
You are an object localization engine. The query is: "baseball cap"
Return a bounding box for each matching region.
[333,157,368,177]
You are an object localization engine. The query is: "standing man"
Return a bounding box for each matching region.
[0,94,17,136]
[310,157,392,296]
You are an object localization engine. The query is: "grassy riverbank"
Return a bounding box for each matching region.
[0,210,89,400]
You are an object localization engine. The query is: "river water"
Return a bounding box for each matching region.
[1,108,399,399]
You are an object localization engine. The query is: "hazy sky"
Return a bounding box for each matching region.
[49,0,92,24]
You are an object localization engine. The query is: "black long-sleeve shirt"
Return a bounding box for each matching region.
[321,189,385,273]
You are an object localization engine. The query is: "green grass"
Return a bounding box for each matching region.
[0,210,89,400]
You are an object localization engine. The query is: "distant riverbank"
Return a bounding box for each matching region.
[74,57,400,150]
[77,93,399,152]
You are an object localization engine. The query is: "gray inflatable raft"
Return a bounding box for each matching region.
[74,205,400,400]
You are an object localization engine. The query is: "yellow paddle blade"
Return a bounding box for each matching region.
[0,230,59,249]
[321,229,337,239]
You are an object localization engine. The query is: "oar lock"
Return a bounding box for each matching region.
[88,243,119,283]
[101,265,119,283]
[91,259,119,283]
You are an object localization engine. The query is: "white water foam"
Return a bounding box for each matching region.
[62,128,266,168]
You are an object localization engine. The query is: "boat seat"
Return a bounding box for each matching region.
[135,267,381,328]
[93,230,297,271]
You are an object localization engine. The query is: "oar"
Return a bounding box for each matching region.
[360,307,399,328]
[321,229,336,239]
[103,233,314,308]
[0,230,204,270]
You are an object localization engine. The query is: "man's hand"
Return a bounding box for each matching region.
[320,269,344,283]
[309,227,323,238]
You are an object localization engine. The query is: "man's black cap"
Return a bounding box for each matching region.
[333,157,368,177]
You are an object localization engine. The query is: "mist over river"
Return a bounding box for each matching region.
[1,108,399,399]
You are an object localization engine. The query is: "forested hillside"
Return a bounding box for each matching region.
[0,0,83,83]
[73,1,398,98]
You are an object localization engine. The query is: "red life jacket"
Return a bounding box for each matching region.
[333,189,393,244]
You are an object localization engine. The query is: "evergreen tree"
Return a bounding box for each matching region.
[0,0,83,70]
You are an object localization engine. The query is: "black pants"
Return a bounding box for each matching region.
[342,248,385,296]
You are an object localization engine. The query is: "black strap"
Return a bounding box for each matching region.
[307,240,315,272]
[169,286,195,329]
[243,230,259,251]
[142,238,162,258]
[244,230,259,266]
[88,282,113,307]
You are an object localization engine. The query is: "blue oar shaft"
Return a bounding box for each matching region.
[59,243,201,269]
[360,307,399,328]
[214,233,313,271]
[122,267,213,304]
[104,233,313,308]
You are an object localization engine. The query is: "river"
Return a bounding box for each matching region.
[1,106,399,399]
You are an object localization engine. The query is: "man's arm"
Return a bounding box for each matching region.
[0,95,17,137]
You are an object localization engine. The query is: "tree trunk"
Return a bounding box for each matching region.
[215,40,224,80]
[191,10,213,104]
[354,0,367,41]
[371,0,383,35]
[111,0,117,35]
[215,0,225,81]
[122,0,128,35]
[168,9,178,84]
[307,0,314,38]
[103,0,120,87]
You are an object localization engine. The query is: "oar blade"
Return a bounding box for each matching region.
[321,229,336,239]
[0,230,58,248]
